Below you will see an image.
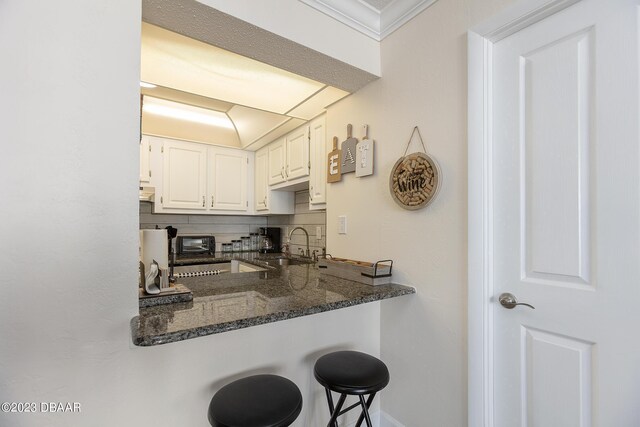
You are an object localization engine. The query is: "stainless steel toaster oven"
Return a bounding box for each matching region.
[176,235,215,256]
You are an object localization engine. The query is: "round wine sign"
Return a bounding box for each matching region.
[389,152,441,210]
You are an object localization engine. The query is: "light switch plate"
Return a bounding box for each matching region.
[338,215,347,234]
[316,226,322,240]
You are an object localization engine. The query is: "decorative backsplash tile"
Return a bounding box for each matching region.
[138,189,326,256]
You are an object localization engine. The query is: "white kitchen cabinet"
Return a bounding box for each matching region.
[255,146,295,214]
[255,147,269,211]
[268,138,286,185]
[308,115,326,207]
[286,126,309,180]
[208,147,248,211]
[266,124,312,191]
[150,135,254,215]
[139,135,151,183]
[162,138,207,210]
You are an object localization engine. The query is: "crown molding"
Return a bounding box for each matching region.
[300,0,438,41]
[380,0,439,39]
[299,0,381,40]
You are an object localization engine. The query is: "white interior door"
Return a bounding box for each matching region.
[482,0,640,425]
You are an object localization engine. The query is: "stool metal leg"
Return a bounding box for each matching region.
[358,395,374,427]
[324,388,336,422]
[354,393,376,427]
[326,393,346,427]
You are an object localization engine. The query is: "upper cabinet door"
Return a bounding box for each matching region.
[208,148,248,211]
[140,135,151,183]
[308,116,326,205]
[268,138,286,185]
[286,126,309,180]
[162,139,207,209]
[255,147,269,211]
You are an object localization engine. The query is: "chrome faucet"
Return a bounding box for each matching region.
[288,227,310,258]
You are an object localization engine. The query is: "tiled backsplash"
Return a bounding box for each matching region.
[267,190,326,257]
[139,202,267,252]
[139,190,326,255]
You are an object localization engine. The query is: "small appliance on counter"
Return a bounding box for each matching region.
[259,227,281,253]
[176,234,216,256]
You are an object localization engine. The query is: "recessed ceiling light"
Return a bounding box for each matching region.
[143,97,234,129]
[140,81,157,89]
[141,23,326,114]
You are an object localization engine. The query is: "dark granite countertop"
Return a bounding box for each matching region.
[131,253,415,346]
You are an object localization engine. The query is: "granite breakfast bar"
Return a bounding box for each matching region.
[131,255,415,347]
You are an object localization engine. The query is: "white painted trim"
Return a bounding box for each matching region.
[468,29,494,427]
[467,1,583,426]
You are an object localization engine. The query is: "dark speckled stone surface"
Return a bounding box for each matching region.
[131,253,415,346]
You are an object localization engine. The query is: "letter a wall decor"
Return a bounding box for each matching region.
[389,126,441,210]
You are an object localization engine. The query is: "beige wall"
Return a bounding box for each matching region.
[0,2,378,426]
[325,0,516,425]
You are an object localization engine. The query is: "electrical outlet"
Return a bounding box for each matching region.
[338,215,347,234]
[316,226,322,240]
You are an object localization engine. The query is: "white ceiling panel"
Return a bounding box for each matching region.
[227,105,292,147]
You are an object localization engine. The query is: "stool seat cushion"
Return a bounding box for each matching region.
[208,374,302,427]
[314,351,390,395]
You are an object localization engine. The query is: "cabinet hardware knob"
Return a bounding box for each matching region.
[211,196,214,207]
[202,196,205,207]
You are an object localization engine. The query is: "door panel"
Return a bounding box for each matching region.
[286,126,309,180]
[162,139,206,210]
[521,28,593,287]
[523,327,593,427]
[268,139,286,185]
[209,148,247,211]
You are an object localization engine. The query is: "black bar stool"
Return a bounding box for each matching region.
[208,374,302,427]
[314,351,390,427]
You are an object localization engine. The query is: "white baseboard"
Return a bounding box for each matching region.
[340,410,404,427]
[343,410,380,427]
[379,411,405,427]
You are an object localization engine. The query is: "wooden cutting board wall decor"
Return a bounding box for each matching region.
[389,126,441,210]
[327,136,342,183]
[340,124,357,174]
[355,124,374,177]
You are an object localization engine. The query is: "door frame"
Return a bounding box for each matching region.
[467,0,581,425]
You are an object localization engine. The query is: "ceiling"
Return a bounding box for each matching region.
[299,0,439,40]
[140,23,349,150]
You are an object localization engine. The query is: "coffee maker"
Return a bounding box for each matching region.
[259,227,281,253]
